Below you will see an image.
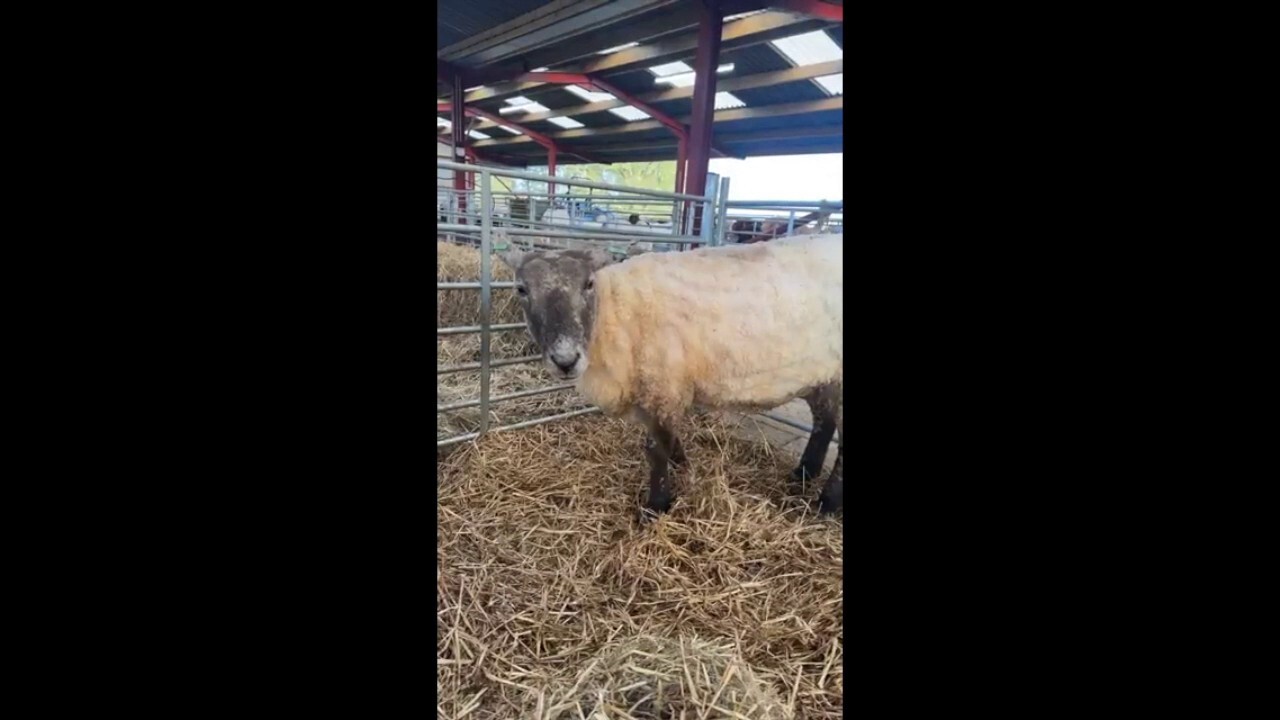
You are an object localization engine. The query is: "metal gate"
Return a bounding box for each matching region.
[436,159,723,447]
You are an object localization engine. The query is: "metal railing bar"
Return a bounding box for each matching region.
[438,323,527,336]
[438,281,517,289]
[436,382,576,413]
[478,170,494,434]
[437,354,541,375]
[437,159,713,202]
[437,224,701,244]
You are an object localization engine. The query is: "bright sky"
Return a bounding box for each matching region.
[709,153,843,203]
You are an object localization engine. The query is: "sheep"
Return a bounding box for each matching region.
[730,212,833,243]
[499,234,843,519]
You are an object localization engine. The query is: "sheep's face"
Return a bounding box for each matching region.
[499,247,614,381]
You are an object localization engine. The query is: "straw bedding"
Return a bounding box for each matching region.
[437,239,843,719]
[437,414,844,719]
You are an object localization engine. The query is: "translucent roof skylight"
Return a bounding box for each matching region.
[500,96,550,114]
[468,130,490,140]
[547,116,585,129]
[497,126,522,135]
[814,73,843,96]
[648,61,693,77]
[563,85,615,103]
[714,92,745,110]
[652,64,735,87]
[609,106,650,121]
[769,30,842,67]
[596,42,639,54]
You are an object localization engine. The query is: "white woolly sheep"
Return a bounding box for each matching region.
[500,234,844,518]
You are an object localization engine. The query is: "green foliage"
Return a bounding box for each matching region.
[519,161,677,192]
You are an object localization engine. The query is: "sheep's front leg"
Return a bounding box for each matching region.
[642,423,679,516]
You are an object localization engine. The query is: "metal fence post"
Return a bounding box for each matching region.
[713,176,730,247]
[699,173,717,246]
[479,169,494,435]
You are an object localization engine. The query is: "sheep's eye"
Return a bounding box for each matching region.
[584,277,594,291]
[515,285,527,296]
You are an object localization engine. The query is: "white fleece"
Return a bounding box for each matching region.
[578,234,843,425]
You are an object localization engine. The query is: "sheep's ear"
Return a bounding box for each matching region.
[585,248,615,271]
[498,250,526,271]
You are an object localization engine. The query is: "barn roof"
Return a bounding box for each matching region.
[438,1,843,166]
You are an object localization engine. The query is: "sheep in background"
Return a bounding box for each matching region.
[500,235,844,518]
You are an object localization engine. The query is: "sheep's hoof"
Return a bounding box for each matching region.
[637,504,668,524]
[816,490,842,516]
[638,495,673,523]
[790,465,817,485]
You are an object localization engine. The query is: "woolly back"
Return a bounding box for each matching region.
[581,235,842,418]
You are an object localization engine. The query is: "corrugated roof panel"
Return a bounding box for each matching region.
[563,85,614,103]
[719,44,793,75]
[712,109,843,133]
[648,61,692,76]
[649,97,693,117]
[546,117,585,129]
[731,80,829,107]
[437,0,550,53]
[814,74,843,96]
[825,26,843,50]
[609,106,651,121]
[593,69,658,96]
[769,30,843,67]
[715,92,745,110]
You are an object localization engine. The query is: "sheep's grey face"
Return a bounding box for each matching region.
[500,247,614,381]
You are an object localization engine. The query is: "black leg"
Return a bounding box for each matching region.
[818,425,843,515]
[670,435,687,466]
[791,415,837,484]
[642,423,677,516]
[791,385,839,486]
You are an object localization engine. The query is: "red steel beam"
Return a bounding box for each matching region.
[438,102,604,165]
[585,76,685,136]
[685,0,724,235]
[587,74,733,162]
[583,74,691,196]
[438,103,557,149]
[774,0,843,22]
[515,72,730,193]
[450,73,469,221]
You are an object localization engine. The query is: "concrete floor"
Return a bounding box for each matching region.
[721,398,839,475]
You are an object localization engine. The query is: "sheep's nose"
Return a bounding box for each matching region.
[551,352,579,372]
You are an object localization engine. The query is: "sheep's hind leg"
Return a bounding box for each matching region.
[640,422,679,519]
[818,411,843,515]
[791,385,839,487]
[669,435,687,467]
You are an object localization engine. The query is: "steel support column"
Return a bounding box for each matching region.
[451,74,469,222]
[547,146,557,201]
[676,136,688,198]
[685,0,723,234]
